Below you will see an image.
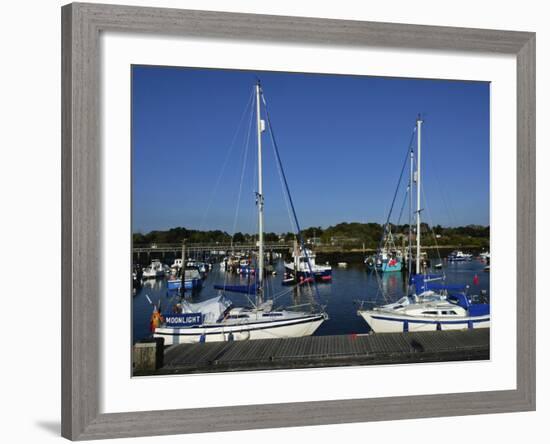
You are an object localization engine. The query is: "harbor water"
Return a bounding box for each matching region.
[132,258,490,344]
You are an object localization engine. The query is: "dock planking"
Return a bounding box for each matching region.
[136,329,489,376]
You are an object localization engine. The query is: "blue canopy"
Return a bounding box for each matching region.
[410,274,444,294]
[214,284,257,295]
[409,274,442,285]
[447,293,490,316]
[423,283,468,291]
[447,292,470,309]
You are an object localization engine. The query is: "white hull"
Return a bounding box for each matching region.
[142,271,164,278]
[284,262,331,273]
[154,315,325,345]
[358,310,490,333]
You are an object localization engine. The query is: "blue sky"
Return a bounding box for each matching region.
[132,65,489,234]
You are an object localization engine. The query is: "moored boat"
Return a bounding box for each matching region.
[357,116,490,333]
[365,248,403,273]
[480,251,490,261]
[448,250,473,262]
[142,259,166,279]
[152,81,327,345]
[358,292,490,333]
[154,296,326,344]
[166,268,203,291]
[284,248,332,281]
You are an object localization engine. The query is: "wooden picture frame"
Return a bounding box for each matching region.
[61,2,535,440]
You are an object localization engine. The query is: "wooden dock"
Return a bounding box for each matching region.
[134,329,489,376]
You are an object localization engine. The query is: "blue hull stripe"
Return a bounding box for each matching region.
[371,315,490,325]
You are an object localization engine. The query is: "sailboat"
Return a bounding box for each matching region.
[153,81,327,345]
[357,116,490,333]
[365,229,404,273]
[166,243,203,291]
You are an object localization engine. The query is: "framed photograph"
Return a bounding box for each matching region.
[62,2,535,440]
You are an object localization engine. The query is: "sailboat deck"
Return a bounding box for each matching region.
[142,329,489,375]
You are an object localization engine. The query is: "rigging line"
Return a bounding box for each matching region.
[267,115,298,238]
[372,126,417,301]
[231,91,255,236]
[245,88,260,253]
[263,107,298,258]
[423,128,457,227]
[416,125,446,280]
[420,179,445,280]
[270,285,299,302]
[396,184,410,227]
[381,128,417,232]
[385,184,410,299]
[270,132,298,234]
[261,92,323,309]
[260,96,300,263]
[406,152,415,290]
[198,88,255,231]
[223,91,255,293]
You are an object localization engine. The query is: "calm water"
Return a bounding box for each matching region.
[132,259,490,343]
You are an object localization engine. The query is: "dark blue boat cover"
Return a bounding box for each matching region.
[214,284,257,295]
[447,293,490,316]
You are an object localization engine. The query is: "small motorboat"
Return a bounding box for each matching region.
[447,250,473,262]
[284,248,332,281]
[142,259,166,279]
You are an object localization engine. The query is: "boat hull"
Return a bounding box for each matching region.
[284,265,332,281]
[142,271,164,279]
[358,310,490,333]
[154,314,325,345]
[166,278,202,291]
[379,261,402,272]
[365,260,402,273]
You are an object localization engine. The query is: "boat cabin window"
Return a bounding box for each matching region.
[441,310,458,315]
[262,312,283,317]
[422,311,438,315]
[228,314,250,319]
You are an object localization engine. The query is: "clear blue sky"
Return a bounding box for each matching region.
[132,65,489,234]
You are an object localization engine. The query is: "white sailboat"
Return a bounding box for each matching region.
[358,294,490,333]
[153,81,327,345]
[142,259,166,279]
[358,116,490,333]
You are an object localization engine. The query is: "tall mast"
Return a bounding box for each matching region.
[408,144,414,273]
[255,81,265,303]
[415,115,423,274]
[180,240,186,298]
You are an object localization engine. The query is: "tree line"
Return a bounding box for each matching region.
[133,222,489,249]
